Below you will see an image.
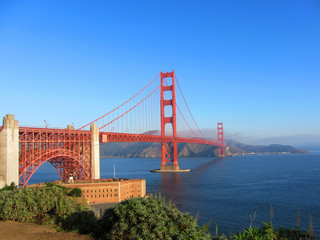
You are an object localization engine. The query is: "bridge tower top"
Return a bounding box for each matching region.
[160,71,177,138]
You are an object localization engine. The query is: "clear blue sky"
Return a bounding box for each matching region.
[0,1,319,140]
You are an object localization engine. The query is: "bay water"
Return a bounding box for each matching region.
[29,150,320,236]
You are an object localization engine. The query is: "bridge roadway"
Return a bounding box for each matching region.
[12,127,222,147]
[100,132,222,146]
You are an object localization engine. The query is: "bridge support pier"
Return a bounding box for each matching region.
[160,141,179,171]
[91,124,100,179]
[0,114,19,188]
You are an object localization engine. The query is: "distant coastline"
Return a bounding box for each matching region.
[99,141,308,158]
[229,151,308,157]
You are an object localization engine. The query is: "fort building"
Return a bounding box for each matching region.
[29,178,146,204]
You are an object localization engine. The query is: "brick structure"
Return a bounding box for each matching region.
[59,178,146,204]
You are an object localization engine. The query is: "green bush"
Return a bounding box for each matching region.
[67,187,82,197]
[233,222,314,240]
[0,183,88,224]
[98,194,212,240]
[0,182,18,192]
[59,210,98,235]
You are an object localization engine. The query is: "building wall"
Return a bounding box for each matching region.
[60,178,146,204]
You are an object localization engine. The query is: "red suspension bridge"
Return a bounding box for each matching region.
[0,71,225,187]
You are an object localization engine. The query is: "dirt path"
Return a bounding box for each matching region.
[0,221,93,240]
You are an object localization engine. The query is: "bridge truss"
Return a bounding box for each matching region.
[19,127,92,187]
[1,71,225,187]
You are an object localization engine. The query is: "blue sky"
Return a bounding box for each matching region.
[0,1,319,141]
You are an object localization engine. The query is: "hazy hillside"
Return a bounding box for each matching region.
[100,142,220,158]
[226,139,308,154]
[100,140,307,158]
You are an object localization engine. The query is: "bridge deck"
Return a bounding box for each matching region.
[100,132,222,147]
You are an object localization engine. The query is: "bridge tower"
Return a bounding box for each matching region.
[0,114,19,188]
[160,71,179,171]
[217,122,225,157]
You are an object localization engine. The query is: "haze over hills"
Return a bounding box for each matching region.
[198,129,320,150]
[98,127,315,158]
[241,135,320,149]
[100,142,220,158]
[100,140,308,158]
[225,140,308,155]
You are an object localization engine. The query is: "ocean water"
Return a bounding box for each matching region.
[29,151,320,236]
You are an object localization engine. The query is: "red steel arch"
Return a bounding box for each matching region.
[19,127,93,187]
[19,149,91,187]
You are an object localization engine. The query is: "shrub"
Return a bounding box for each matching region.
[0,183,88,224]
[98,194,212,240]
[59,210,98,235]
[0,182,18,191]
[67,187,82,197]
[234,222,314,240]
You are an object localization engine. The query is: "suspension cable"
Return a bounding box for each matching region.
[175,76,206,139]
[99,83,161,130]
[78,73,160,130]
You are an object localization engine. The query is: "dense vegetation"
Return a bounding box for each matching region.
[231,222,314,240]
[98,193,211,239]
[0,183,315,239]
[0,182,88,224]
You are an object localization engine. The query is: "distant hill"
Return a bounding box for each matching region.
[100,142,220,158]
[100,140,307,158]
[226,139,308,155]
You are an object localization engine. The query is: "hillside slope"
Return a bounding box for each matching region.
[100,140,307,158]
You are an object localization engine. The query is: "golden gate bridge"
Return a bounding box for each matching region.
[0,71,225,187]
